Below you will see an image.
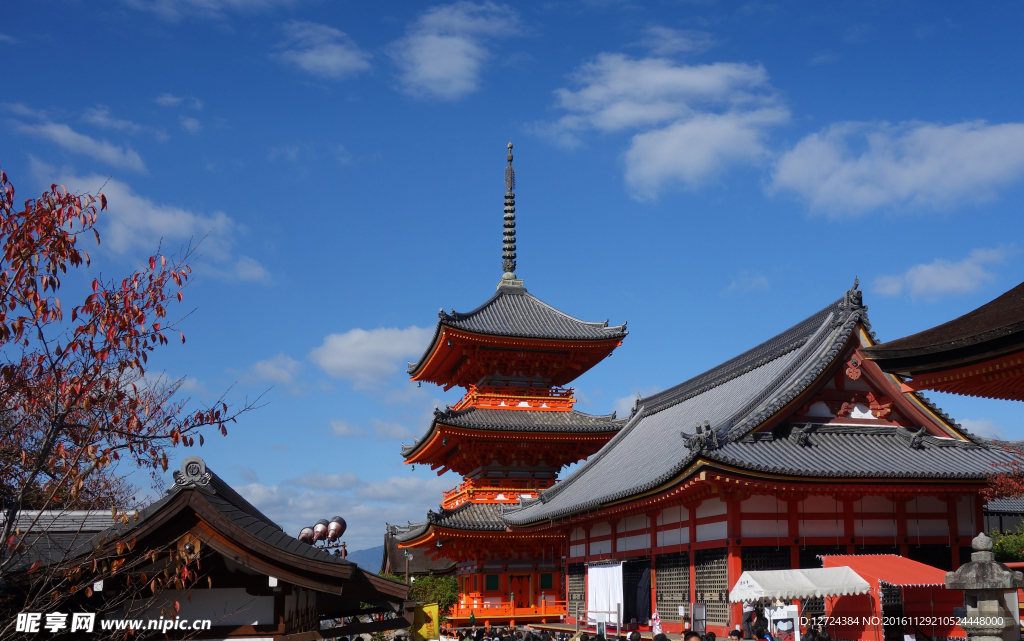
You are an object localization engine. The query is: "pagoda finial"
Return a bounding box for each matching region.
[500,140,523,288]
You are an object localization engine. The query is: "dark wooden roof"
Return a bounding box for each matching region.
[862,281,1024,374]
[408,284,626,376]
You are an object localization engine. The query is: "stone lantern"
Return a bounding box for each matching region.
[945,532,1024,641]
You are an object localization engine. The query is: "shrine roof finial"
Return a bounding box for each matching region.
[499,140,523,289]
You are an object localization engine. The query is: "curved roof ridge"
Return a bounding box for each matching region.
[638,297,848,416]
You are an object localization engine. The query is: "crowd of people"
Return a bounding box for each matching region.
[444,625,831,641]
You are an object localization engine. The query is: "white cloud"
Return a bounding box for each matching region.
[640,26,714,55]
[330,419,367,437]
[155,93,203,109]
[236,472,457,549]
[155,93,183,107]
[83,105,168,141]
[809,50,839,66]
[82,106,145,134]
[873,246,1011,301]
[13,121,146,172]
[771,120,1024,214]
[537,53,787,196]
[30,158,270,280]
[388,1,521,101]
[274,20,371,80]
[234,465,260,483]
[960,418,1006,440]
[0,34,16,44]
[373,419,417,441]
[3,102,47,119]
[723,270,770,293]
[355,476,451,504]
[287,472,361,491]
[308,326,433,389]
[611,386,662,418]
[250,353,302,384]
[179,116,202,133]
[124,0,296,21]
[625,108,788,196]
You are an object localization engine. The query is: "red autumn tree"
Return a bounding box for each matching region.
[0,168,256,578]
[984,448,1024,504]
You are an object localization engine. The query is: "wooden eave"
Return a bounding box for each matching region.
[408,326,622,388]
[94,489,407,601]
[402,423,620,467]
[898,349,1024,402]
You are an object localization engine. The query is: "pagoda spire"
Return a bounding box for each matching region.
[500,140,523,288]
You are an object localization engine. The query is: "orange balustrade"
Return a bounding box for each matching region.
[441,478,556,509]
[451,599,567,623]
[453,386,576,412]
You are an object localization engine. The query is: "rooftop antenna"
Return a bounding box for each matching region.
[500,139,523,289]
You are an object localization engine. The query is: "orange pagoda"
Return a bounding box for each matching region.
[390,142,627,627]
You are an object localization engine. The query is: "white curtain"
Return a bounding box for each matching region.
[587,563,623,622]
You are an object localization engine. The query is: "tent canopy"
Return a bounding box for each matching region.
[730,567,871,602]
[822,555,948,588]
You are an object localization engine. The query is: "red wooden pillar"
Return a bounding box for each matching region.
[947,494,961,570]
[727,497,742,631]
[649,510,661,623]
[896,496,909,557]
[788,497,801,569]
[974,492,985,538]
[843,498,856,554]
[611,518,620,558]
[584,525,591,621]
[688,505,698,621]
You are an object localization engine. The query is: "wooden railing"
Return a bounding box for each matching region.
[451,599,567,620]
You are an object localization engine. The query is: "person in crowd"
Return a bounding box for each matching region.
[742,601,757,639]
[729,630,742,641]
[683,631,701,641]
[593,634,606,641]
[628,632,642,641]
[653,634,669,641]
[705,631,717,641]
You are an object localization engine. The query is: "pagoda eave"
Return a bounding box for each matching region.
[398,525,565,564]
[403,424,618,473]
[409,326,622,389]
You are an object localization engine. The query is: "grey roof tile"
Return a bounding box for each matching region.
[394,503,507,542]
[986,496,1024,513]
[503,288,1011,526]
[409,285,627,374]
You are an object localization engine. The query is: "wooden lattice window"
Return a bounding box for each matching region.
[541,573,553,590]
[568,563,586,619]
[741,546,791,572]
[654,552,689,623]
[695,548,729,627]
[486,574,499,591]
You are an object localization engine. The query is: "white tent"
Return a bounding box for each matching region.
[729,567,871,602]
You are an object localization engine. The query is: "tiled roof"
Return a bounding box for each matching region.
[383,525,456,575]
[394,503,506,543]
[124,466,356,567]
[0,511,117,572]
[503,287,1010,526]
[986,496,1024,514]
[408,285,626,374]
[401,407,625,457]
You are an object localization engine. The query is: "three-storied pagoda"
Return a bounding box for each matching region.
[390,143,627,627]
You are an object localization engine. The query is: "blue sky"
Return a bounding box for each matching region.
[3,0,1023,550]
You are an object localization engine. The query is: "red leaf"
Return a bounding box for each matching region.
[174,600,180,613]
[28,560,41,573]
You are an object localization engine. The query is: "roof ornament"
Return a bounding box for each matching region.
[499,140,523,289]
[682,420,719,452]
[908,426,927,449]
[843,277,864,310]
[794,423,815,446]
[173,455,212,488]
